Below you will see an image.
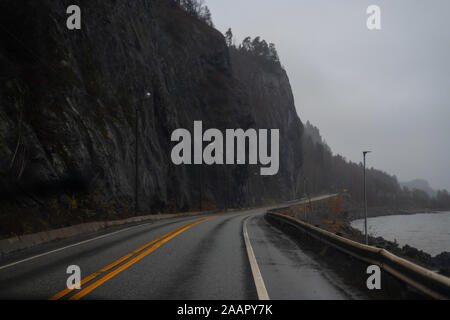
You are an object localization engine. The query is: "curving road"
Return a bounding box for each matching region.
[0,198,365,300]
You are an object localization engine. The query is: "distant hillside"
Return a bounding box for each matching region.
[303,121,331,153]
[301,121,450,212]
[400,179,436,197]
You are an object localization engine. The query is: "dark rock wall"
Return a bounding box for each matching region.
[230,50,304,205]
[0,0,303,214]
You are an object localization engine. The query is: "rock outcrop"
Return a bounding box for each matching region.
[0,0,303,227]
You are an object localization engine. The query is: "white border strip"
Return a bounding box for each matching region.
[243,216,270,300]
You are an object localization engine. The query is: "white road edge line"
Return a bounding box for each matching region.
[0,220,161,271]
[243,216,270,300]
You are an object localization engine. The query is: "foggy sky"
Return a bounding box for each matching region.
[206,0,450,191]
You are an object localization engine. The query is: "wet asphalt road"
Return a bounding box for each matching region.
[0,203,365,300]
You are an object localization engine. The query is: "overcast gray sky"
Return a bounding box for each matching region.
[206,0,450,191]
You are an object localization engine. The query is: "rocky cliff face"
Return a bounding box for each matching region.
[0,0,303,225]
[230,50,304,204]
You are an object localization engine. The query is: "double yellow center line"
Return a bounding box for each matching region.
[49,216,215,300]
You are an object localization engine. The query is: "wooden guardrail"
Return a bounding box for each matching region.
[266,211,450,300]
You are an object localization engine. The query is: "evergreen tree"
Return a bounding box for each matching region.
[225,28,233,47]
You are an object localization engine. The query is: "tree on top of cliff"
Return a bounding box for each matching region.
[225,28,233,47]
[239,36,280,64]
[173,0,214,27]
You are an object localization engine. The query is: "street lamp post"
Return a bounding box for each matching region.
[303,177,307,222]
[135,91,152,217]
[249,171,258,208]
[363,150,372,245]
[199,164,202,211]
[225,167,229,211]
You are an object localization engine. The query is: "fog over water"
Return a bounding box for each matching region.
[206,0,450,191]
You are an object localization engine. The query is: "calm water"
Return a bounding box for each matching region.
[351,212,450,256]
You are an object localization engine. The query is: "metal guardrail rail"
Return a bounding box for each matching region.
[266,211,450,300]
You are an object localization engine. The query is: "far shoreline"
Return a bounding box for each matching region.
[348,207,449,223]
